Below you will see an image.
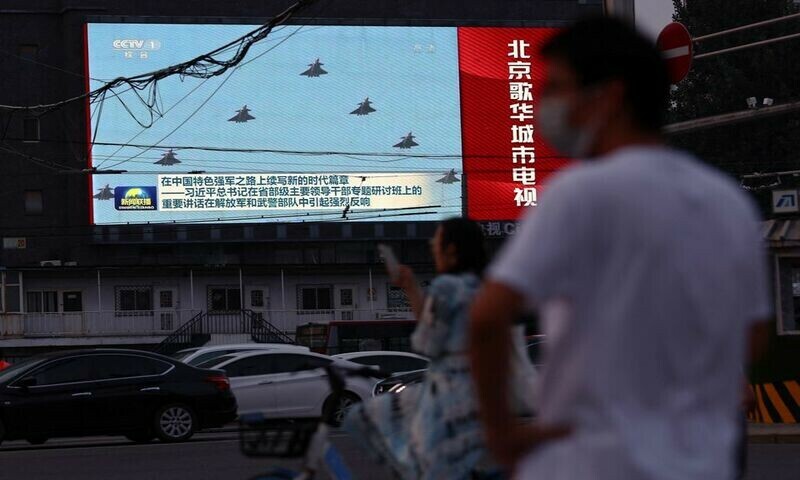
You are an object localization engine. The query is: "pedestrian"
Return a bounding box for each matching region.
[469,16,771,480]
[344,218,533,480]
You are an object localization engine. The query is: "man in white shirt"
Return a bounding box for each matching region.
[469,16,771,480]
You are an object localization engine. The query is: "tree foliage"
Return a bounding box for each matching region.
[668,0,800,192]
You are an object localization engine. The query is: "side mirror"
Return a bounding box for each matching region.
[16,377,37,390]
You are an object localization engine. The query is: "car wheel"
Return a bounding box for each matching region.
[27,436,48,445]
[323,392,360,427]
[125,430,155,443]
[154,404,196,442]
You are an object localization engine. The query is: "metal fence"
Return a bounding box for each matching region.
[21,310,202,337]
[11,308,414,338]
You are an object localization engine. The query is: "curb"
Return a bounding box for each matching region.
[748,434,800,444]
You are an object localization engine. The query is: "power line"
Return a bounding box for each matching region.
[693,12,800,42]
[0,0,316,114]
[101,25,308,171]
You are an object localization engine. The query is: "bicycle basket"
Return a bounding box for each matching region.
[239,414,319,458]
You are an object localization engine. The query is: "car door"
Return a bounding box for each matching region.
[5,356,93,438]
[86,354,173,434]
[223,355,279,416]
[269,354,333,417]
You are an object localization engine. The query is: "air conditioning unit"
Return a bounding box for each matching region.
[40,260,62,267]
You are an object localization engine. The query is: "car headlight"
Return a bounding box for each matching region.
[373,382,394,396]
[389,384,406,394]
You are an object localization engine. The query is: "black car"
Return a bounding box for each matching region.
[0,348,237,446]
[372,369,427,396]
[373,339,546,396]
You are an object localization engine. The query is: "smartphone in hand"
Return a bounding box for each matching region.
[378,244,400,281]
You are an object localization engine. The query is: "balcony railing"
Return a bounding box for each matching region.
[20,310,202,337]
[1,308,414,339]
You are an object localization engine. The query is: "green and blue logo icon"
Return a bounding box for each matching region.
[114,186,158,211]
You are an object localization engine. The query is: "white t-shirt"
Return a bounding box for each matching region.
[488,146,771,480]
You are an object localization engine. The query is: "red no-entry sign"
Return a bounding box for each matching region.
[657,22,693,84]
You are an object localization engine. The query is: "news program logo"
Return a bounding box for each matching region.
[114,187,158,211]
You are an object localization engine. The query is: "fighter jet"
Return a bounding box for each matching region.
[436,169,460,184]
[228,105,255,123]
[93,184,114,200]
[393,132,419,149]
[350,97,376,116]
[154,149,181,166]
[300,58,327,77]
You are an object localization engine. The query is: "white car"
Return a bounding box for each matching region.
[172,343,309,367]
[197,350,374,425]
[332,351,429,374]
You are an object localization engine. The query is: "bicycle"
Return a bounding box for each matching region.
[239,363,507,480]
[239,363,392,479]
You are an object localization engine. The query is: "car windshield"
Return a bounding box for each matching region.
[194,354,238,369]
[0,357,46,384]
[172,349,199,361]
[188,350,252,366]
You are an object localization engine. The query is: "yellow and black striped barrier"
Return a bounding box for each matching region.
[748,381,800,424]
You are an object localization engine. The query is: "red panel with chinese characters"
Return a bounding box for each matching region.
[457,27,571,221]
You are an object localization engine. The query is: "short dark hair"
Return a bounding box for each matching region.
[540,15,671,131]
[438,217,487,275]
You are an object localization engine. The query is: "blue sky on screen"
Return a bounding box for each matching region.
[87,24,464,224]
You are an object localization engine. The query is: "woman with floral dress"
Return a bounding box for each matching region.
[344,218,507,480]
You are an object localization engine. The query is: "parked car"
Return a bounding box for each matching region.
[173,343,309,367]
[373,337,545,405]
[373,368,427,396]
[198,350,373,425]
[0,349,237,446]
[332,351,429,374]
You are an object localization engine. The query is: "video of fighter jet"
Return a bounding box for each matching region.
[93,184,115,200]
[229,105,256,123]
[393,132,419,149]
[350,97,376,116]
[300,58,327,77]
[154,149,181,166]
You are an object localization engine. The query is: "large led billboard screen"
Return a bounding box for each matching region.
[85,24,569,225]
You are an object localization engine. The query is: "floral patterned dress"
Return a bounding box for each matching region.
[343,273,488,480]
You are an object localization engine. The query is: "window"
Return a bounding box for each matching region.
[24,357,92,386]
[340,289,354,307]
[208,286,241,312]
[224,353,331,377]
[351,355,428,374]
[91,355,170,380]
[387,285,410,311]
[3,271,22,313]
[251,290,264,308]
[172,348,199,361]
[115,286,152,314]
[298,285,332,311]
[24,190,43,215]
[159,290,173,309]
[223,355,275,377]
[195,354,238,369]
[188,350,242,367]
[26,291,58,313]
[23,118,40,142]
[62,291,82,312]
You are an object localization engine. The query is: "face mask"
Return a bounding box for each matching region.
[536,95,597,159]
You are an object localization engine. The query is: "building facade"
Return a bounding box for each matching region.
[0,0,601,356]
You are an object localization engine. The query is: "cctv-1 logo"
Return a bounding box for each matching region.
[112,39,162,51]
